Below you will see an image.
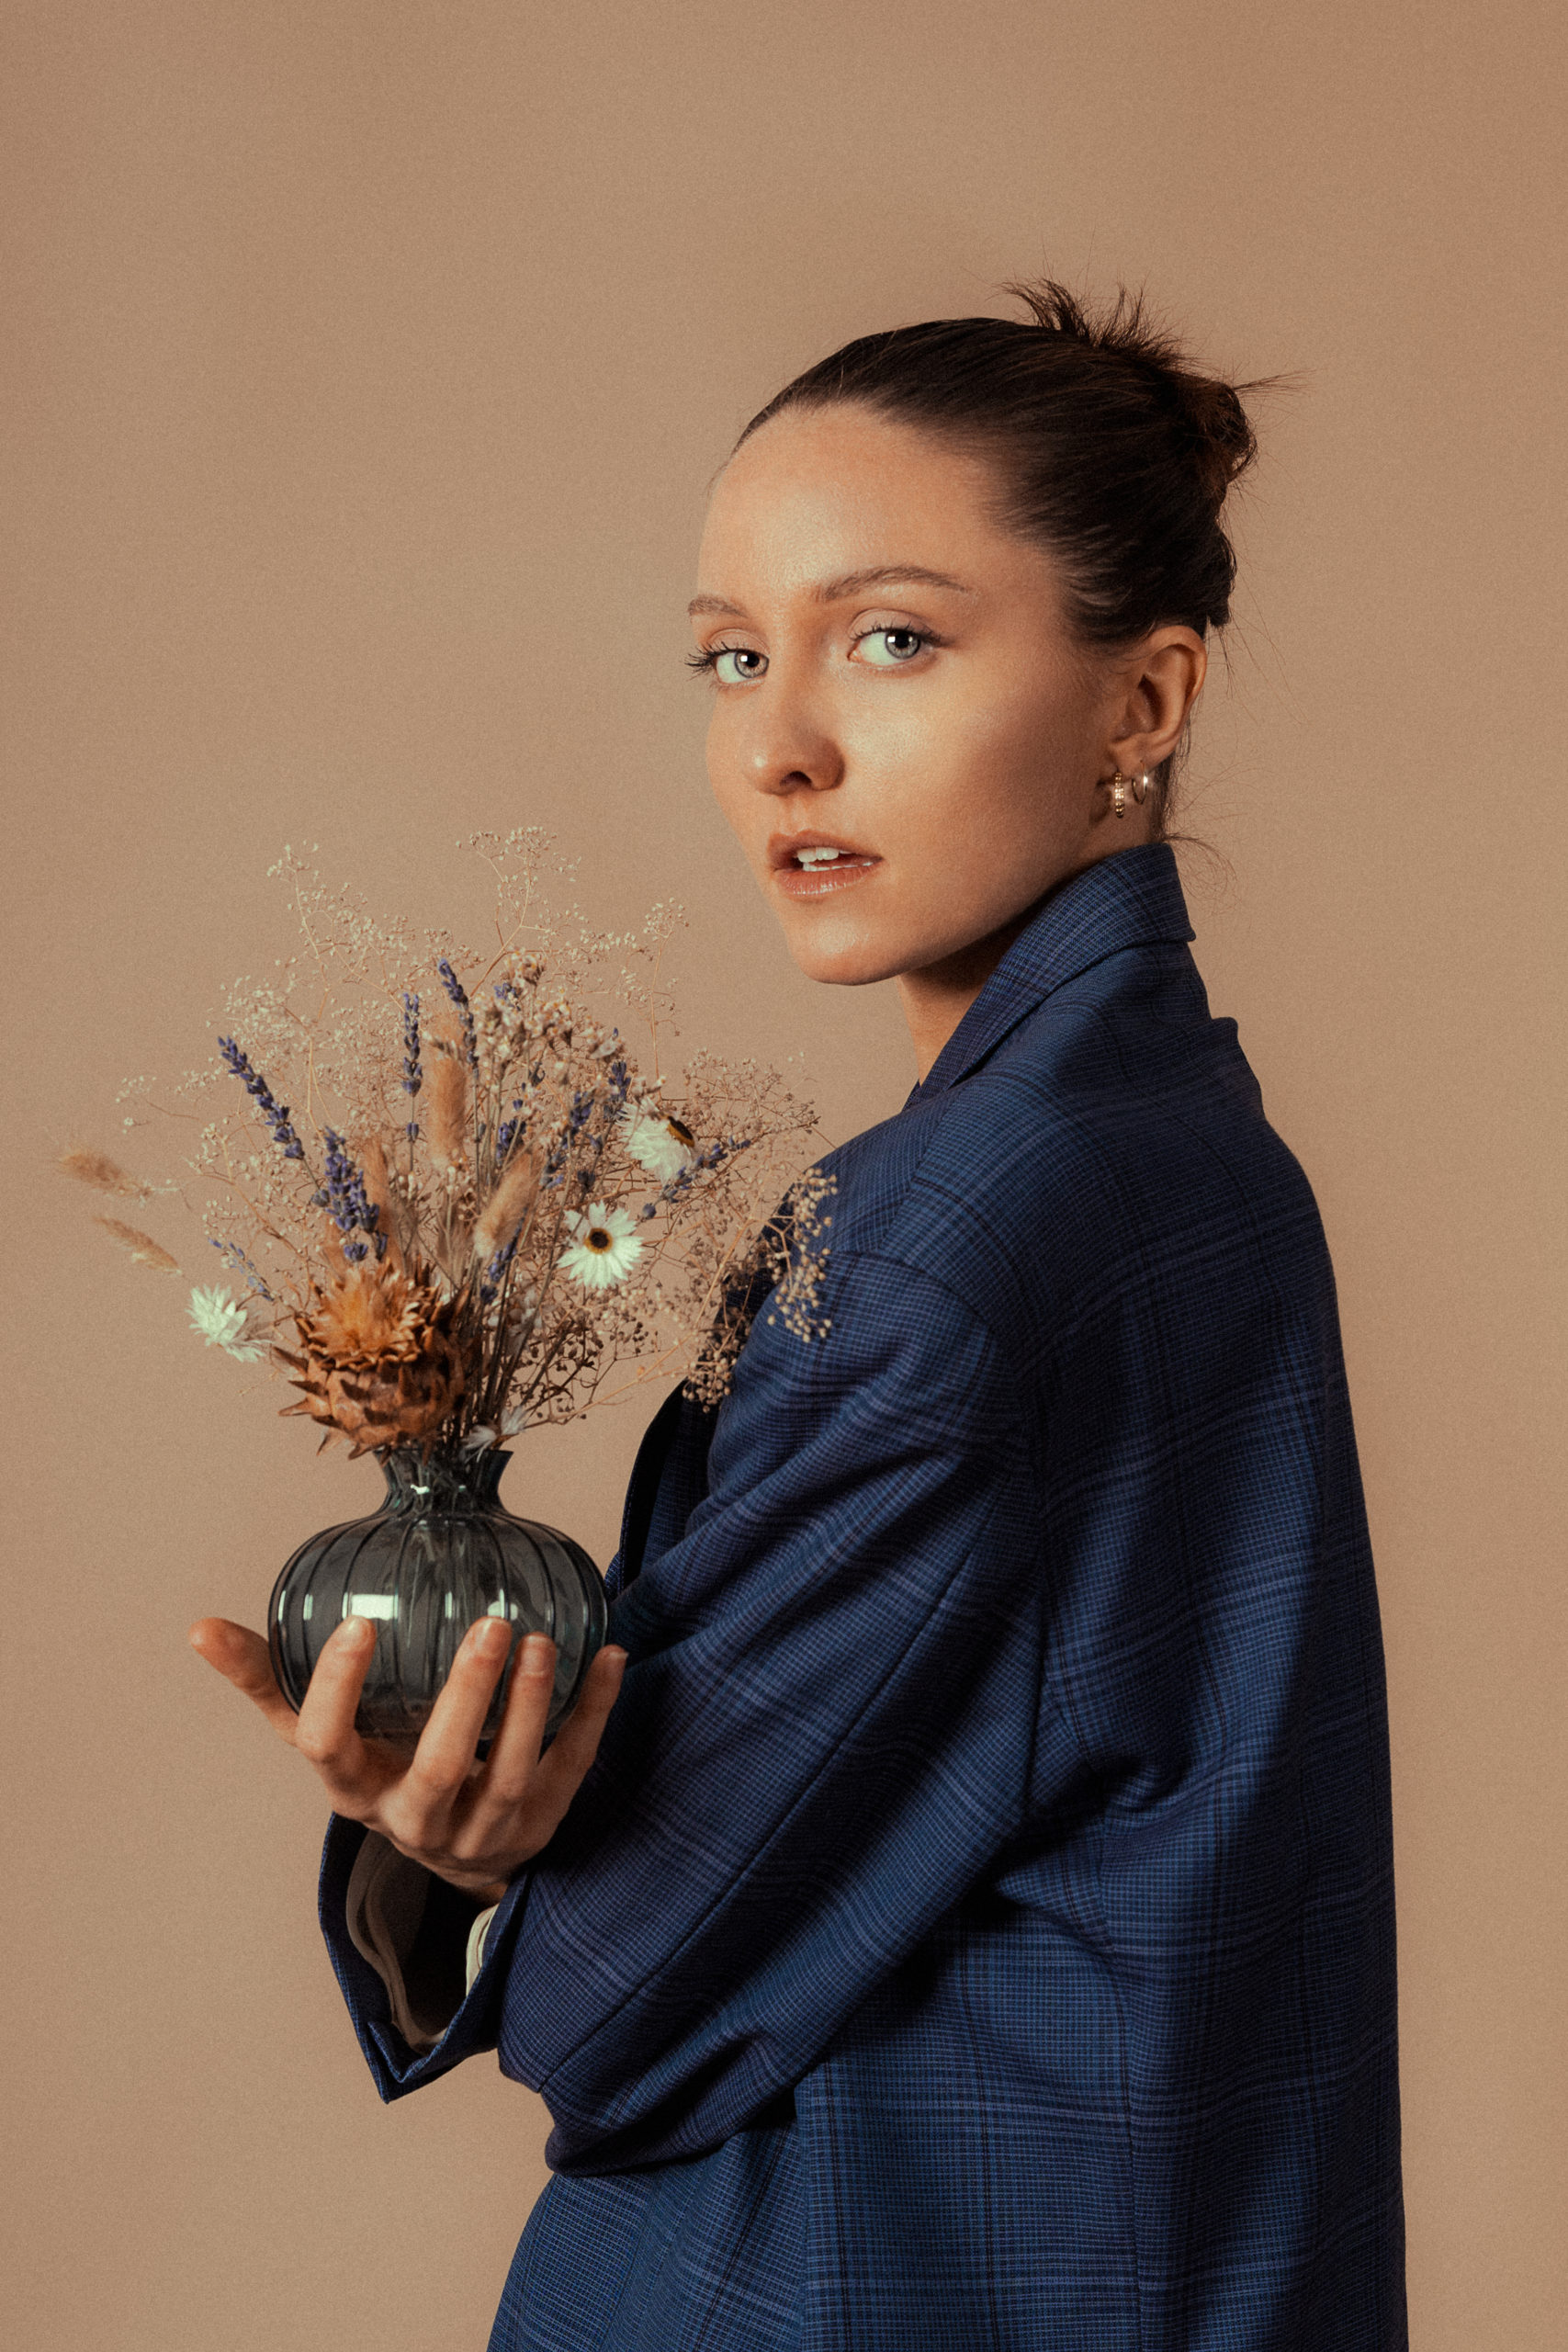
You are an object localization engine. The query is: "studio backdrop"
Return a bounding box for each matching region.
[4,5,1563,2348]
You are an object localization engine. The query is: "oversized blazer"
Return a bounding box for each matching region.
[319,842,1407,2351]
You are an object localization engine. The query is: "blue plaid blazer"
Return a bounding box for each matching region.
[320,843,1406,2350]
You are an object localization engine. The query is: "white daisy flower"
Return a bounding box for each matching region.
[187,1283,267,1361]
[623,1109,697,1183]
[558,1203,645,1291]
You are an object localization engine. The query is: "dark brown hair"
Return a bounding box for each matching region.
[736,277,1269,830]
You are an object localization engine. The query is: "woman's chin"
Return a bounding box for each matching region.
[778,925,917,989]
[773,890,998,990]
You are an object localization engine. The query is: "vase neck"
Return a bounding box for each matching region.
[378,1448,511,1513]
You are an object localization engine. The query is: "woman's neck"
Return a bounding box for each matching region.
[895,912,1035,1083]
[896,834,1156,1081]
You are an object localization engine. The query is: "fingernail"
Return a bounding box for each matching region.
[521,1634,555,1675]
[339,1615,375,1646]
[474,1619,510,1657]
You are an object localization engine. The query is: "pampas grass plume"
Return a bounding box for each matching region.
[357,1132,402,1268]
[427,1055,469,1170]
[473,1154,539,1263]
[94,1216,179,1272]
[60,1147,152,1199]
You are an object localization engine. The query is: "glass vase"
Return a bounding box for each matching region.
[267,1447,606,1747]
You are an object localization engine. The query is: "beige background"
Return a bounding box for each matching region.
[4,4,1564,2346]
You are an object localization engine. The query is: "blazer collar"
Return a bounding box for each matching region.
[911,842,1195,1101]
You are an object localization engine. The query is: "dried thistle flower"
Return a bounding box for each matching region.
[294,1258,439,1364]
[94,1217,180,1272]
[278,1260,467,1458]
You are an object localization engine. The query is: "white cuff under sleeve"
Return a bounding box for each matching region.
[465,1901,501,1992]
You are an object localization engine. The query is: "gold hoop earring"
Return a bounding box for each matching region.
[1110,771,1128,820]
[1132,770,1151,807]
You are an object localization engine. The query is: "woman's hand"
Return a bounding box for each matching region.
[188,1611,629,1904]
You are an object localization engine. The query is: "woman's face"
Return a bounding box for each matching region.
[693,402,1196,996]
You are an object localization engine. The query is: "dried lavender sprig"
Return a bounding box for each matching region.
[495,1096,529,1161]
[479,1231,520,1303]
[216,1036,307,1161]
[400,990,422,1142]
[209,1235,276,1301]
[654,1136,741,1211]
[311,1128,386,1263]
[436,958,478,1065]
[540,1130,570,1191]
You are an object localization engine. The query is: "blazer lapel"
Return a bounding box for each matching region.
[606,1384,715,1598]
[916,843,1195,1099]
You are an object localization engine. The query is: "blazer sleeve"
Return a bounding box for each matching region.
[319,1250,1048,2165]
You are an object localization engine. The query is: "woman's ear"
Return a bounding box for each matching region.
[1104,626,1207,775]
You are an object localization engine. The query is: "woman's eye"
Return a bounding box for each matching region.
[853,628,929,667]
[711,647,767,684]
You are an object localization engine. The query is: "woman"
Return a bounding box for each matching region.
[195,281,1406,2349]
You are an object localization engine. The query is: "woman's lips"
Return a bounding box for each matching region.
[768,835,883,901]
[773,851,882,900]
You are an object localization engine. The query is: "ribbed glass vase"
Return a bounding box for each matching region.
[267,1447,606,1746]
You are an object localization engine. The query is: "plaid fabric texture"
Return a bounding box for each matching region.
[319,843,1406,2349]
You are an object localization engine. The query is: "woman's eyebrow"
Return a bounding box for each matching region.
[814,564,974,602]
[687,565,973,620]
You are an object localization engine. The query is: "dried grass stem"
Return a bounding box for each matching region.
[94,1216,179,1272]
[60,1148,152,1199]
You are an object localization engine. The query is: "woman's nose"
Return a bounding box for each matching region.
[734,689,844,798]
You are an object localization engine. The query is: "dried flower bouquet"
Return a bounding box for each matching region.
[66,831,833,1461]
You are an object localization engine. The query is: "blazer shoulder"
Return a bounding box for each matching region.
[827,944,1330,1360]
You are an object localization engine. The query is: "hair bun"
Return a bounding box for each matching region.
[1161,370,1258,513]
[1004,275,1258,514]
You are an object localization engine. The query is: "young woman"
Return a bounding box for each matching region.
[195,282,1407,2349]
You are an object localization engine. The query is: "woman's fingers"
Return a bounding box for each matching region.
[531,1645,628,1810]
[478,1634,561,1800]
[394,1618,518,1833]
[190,1604,626,1876]
[453,1638,626,1876]
[187,1616,300,1744]
[189,1612,395,1815]
[290,1615,382,1805]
